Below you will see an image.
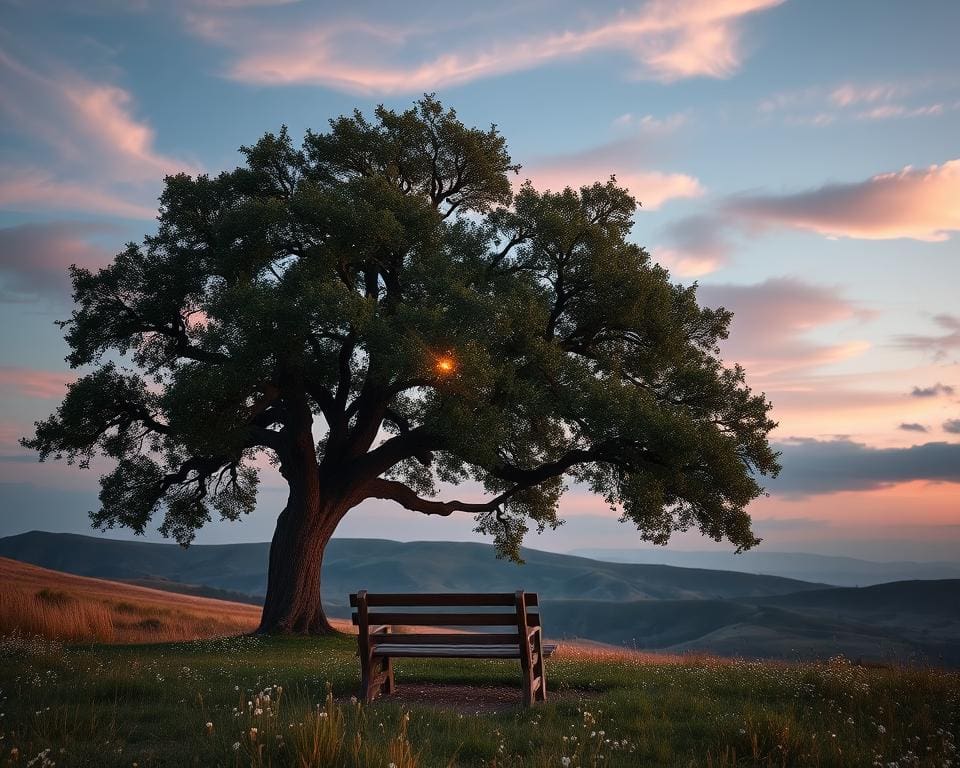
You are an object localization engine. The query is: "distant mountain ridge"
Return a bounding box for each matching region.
[571,547,960,586]
[0,531,825,607]
[2,531,958,666]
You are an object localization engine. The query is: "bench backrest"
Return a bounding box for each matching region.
[350,591,541,647]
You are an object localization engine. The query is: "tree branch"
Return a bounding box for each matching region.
[361,478,517,516]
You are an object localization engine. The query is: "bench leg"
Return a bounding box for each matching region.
[520,650,535,707]
[380,654,396,696]
[533,634,547,702]
[361,655,395,703]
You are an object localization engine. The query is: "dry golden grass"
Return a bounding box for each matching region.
[0,556,275,643]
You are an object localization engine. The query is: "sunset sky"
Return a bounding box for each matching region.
[1,0,958,561]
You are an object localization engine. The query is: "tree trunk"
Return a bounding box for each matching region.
[258,485,347,634]
[257,417,348,634]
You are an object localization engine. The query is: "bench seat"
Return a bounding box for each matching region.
[371,643,522,658]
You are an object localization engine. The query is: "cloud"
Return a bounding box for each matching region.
[895,315,960,358]
[759,76,959,126]
[829,82,910,107]
[521,167,702,211]
[0,367,76,399]
[770,438,960,497]
[911,382,955,398]
[187,0,784,93]
[696,278,869,379]
[654,214,730,276]
[0,168,157,220]
[0,47,197,218]
[520,134,703,211]
[612,111,689,133]
[944,419,960,434]
[898,423,928,433]
[727,159,960,242]
[0,222,113,303]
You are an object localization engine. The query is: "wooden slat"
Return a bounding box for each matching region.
[349,592,538,607]
[371,633,521,646]
[371,644,522,658]
[352,612,539,626]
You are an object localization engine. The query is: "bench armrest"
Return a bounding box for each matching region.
[527,626,541,640]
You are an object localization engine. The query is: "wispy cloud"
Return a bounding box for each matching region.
[521,136,704,211]
[0,168,156,220]
[612,111,690,133]
[944,419,960,434]
[0,47,198,218]
[728,159,960,242]
[896,314,960,358]
[759,76,959,126]
[654,214,730,276]
[0,367,76,400]
[0,222,113,304]
[186,0,784,93]
[697,278,869,379]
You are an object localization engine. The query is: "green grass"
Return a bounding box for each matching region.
[0,632,957,767]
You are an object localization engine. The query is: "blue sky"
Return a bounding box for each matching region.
[1,0,959,559]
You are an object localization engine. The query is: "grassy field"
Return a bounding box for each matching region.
[1,557,957,767]
[2,631,957,767]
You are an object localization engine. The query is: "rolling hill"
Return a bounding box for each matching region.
[0,531,825,606]
[2,531,957,665]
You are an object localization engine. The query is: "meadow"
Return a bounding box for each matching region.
[1,557,958,767]
[2,630,958,767]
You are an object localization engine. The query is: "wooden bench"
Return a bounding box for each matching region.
[350,590,554,706]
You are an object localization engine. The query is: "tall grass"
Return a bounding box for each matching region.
[0,633,956,767]
[0,556,262,643]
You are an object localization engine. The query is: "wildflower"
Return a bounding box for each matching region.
[561,758,571,767]
[232,742,240,752]
[205,722,213,734]
[878,725,887,734]
[249,727,258,741]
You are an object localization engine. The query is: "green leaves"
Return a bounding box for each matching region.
[23,96,778,558]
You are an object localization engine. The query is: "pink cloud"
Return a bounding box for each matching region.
[0,222,113,303]
[758,76,958,126]
[728,159,960,241]
[0,167,157,220]
[653,214,729,276]
[188,0,784,93]
[520,167,702,211]
[0,367,77,400]
[697,278,870,379]
[0,47,198,217]
[829,82,906,107]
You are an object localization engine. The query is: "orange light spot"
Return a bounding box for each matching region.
[435,356,455,374]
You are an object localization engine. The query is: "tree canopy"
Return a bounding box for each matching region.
[24,96,779,570]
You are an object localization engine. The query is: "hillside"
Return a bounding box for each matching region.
[0,556,266,642]
[3,532,958,665]
[0,531,825,605]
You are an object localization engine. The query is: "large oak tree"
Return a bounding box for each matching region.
[23,97,779,634]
